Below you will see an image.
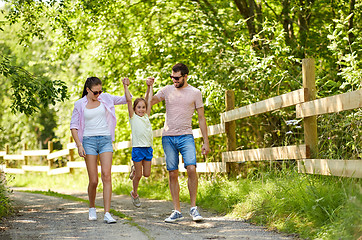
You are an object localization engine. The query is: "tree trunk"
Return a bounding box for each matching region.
[233,0,263,48]
[233,0,255,39]
[297,0,314,58]
[348,0,355,43]
[282,0,294,45]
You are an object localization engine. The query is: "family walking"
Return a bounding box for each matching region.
[70,63,210,224]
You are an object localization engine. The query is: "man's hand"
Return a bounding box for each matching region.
[201,142,210,156]
[146,77,155,86]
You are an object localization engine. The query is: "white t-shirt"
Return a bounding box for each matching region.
[83,102,111,136]
[154,85,204,136]
[130,114,153,147]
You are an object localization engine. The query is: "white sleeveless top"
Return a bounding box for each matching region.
[83,102,110,136]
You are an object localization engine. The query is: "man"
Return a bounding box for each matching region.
[150,63,210,222]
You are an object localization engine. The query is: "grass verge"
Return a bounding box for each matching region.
[0,177,13,220]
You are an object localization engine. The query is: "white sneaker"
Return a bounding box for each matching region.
[190,206,203,222]
[89,207,97,221]
[103,212,116,224]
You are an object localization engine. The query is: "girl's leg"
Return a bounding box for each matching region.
[132,161,143,197]
[99,152,113,213]
[85,155,99,208]
[142,160,152,177]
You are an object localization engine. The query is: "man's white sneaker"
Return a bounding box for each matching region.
[190,206,203,222]
[89,207,97,221]
[164,210,184,223]
[103,212,116,224]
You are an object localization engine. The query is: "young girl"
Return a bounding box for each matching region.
[122,77,154,207]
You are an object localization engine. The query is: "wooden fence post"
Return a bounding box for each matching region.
[69,136,75,174]
[48,141,53,168]
[5,144,9,167]
[225,90,237,174]
[302,58,318,158]
[23,143,28,166]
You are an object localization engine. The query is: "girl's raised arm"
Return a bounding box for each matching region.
[122,77,134,118]
[145,77,154,116]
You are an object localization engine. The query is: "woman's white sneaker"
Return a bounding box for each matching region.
[89,207,97,221]
[103,212,116,224]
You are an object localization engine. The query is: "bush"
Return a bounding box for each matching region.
[0,172,13,219]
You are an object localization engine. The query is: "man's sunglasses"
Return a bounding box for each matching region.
[89,89,103,95]
[170,75,184,81]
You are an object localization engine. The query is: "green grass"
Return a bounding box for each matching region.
[5,167,362,239]
[0,178,13,219]
[6,169,90,191]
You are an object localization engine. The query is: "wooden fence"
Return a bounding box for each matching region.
[0,58,361,178]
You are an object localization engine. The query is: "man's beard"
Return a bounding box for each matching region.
[175,79,185,88]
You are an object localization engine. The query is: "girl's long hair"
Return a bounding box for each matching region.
[82,77,102,97]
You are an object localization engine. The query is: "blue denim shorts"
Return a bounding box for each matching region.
[82,135,113,155]
[162,134,197,171]
[132,147,153,162]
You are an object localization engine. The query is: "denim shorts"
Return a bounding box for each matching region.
[82,135,113,155]
[132,147,153,162]
[162,134,197,171]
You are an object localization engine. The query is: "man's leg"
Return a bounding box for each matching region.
[179,135,198,207]
[162,136,182,212]
[186,165,198,207]
[169,169,181,212]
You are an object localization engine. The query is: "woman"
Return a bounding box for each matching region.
[70,77,129,224]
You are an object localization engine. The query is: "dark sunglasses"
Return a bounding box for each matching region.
[170,75,184,81]
[89,88,103,95]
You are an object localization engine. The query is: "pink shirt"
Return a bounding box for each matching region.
[70,93,128,142]
[155,85,204,136]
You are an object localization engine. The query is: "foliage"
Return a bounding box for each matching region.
[0,47,68,116]
[1,0,360,158]
[0,174,13,219]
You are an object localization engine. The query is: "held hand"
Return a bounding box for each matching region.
[201,143,210,156]
[122,77,130,86]
[146,77,155,86]
[78,146,86,158]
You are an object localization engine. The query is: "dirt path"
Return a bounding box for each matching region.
[1,189,297,240]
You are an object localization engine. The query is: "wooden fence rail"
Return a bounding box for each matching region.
[0,58,361,177]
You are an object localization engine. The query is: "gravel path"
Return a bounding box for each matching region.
[0,189,297,240]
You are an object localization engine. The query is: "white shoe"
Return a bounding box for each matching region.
[103,212,116,224]
[89,208,97,221]
[190,207,203,222]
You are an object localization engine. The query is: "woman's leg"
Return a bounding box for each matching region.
[132,161,143,197]
[85,155,99,208]
[99,152,113,213]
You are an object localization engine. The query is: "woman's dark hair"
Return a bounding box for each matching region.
[133,98,147,112]
[172,63,189,76]
[82,77,102,97]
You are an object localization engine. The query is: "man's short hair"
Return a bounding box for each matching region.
[172,63,189,76]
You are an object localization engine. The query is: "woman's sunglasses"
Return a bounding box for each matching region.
[89,89,103,95]
[170,75,184,81]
